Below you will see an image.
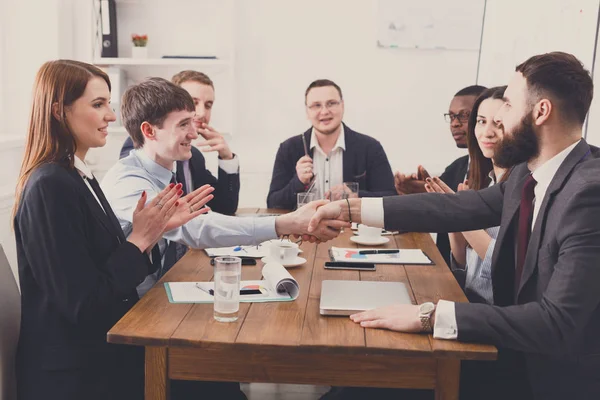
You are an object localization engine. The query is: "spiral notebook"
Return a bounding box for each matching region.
[164,262,300,303]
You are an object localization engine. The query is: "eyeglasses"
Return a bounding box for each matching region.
[307,100,342,112]
[444,111,470,123]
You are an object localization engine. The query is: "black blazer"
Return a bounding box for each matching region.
[382,140,600,400]
[436,154,469,271]
[15,162,152,400]
[121,137,240,215]
[267,124,396,209]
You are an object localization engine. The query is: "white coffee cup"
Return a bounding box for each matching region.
[357,224,382,239]
[270,242,299,264]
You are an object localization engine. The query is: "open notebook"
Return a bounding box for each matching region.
[164,262,300,303]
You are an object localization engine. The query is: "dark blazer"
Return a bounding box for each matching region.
[381,140,600,400]
[15,162,152,400]
[436,154,469,271]
[267,124,396,209]
[121,137,239,215]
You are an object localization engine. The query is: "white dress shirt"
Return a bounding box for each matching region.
[74,156,105,213]
[310,125,345,199]
[360,139,581,339]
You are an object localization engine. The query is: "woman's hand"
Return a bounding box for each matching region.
[128,183,183,252]
[424,177,455,194]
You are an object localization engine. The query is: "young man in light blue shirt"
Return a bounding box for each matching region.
[102,77,348,400]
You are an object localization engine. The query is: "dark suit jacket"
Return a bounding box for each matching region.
[120,137,239,215]
[15,163,152,400]
[267,124,396,209]
[437,154,469,271]
[381,140,600,399]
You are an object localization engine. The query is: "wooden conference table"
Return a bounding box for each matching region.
[107,208,497,400]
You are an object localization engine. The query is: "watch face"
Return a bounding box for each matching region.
[419,302,435,314]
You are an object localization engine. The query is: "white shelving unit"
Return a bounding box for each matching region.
[86,0,237,180]
[93,57,229,67]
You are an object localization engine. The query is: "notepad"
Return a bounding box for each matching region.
[164,262,300,303]
[328,247,433,265]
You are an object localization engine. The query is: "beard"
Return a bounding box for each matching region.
[494,113,540,169]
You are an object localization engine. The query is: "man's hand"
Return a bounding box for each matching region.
[325,183,359,201]
[394,169,427,195]
[307,198,362,233]
[163,184,214,232]
[295,155,314,185]
[417,165,431,181]
[350,304,422,332]
[196,123,234,160]
[276,199,350,241]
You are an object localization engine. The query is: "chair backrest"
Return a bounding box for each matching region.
[0,244,20,400]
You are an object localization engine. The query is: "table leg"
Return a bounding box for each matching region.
[146,346,170,400]
[435,359,460,400]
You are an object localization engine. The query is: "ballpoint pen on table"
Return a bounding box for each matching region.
[358,249,400,255]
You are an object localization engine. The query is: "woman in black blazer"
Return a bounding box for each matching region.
[13,60,211,400]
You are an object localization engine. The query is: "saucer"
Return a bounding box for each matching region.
[350,236,390,246]
[261,256,307,268]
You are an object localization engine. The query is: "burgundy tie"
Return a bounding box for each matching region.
[515,174,537,291]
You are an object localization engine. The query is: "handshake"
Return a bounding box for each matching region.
[274,199,359,243]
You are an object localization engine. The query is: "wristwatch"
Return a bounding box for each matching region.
[418,302,436,332]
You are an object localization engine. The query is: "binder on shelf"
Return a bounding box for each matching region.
[100,0,118,58]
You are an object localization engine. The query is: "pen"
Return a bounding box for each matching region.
[358,249,400,255]
[194,283,262,296]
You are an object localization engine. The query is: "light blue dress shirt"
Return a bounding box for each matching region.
[450,172,501,305]
[101,149,278,296]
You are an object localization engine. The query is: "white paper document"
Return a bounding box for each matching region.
[204,239,302,258]
[165,262,300,303]
[328,247,433,265]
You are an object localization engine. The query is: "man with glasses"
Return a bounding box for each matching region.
[267,79,396,210]
[394,85,487,269]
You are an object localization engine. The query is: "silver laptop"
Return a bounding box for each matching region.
[320,280,412,316]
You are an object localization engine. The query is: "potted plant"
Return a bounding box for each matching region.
[131,34,148,58]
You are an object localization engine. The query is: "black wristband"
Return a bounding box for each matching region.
[346,198,352,223]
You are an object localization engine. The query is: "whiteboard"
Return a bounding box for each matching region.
[376,0,486,51]
[477,0,599,86]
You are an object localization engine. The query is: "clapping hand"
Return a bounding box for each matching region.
[163,184,215,233]
[424,176,456,194]
[394,165,430,195]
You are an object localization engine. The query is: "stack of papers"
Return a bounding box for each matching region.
[164,262,300,303]
[328,247,433,265]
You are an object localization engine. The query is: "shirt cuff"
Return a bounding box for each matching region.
[360,197,385,228]
[218,154,239,174]
[433,300,458,340]
[254,216,279,243]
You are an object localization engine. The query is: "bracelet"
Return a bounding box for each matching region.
[345,198,352,223]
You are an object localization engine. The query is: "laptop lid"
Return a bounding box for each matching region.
[320,280,412,316]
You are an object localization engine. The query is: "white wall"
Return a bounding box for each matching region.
[231,0,478,207]
[0,0,66,275]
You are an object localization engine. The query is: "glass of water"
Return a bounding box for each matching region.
[213,256,241,322]
[297,192,317,209]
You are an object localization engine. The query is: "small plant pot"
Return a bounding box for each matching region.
[131,46,148,58]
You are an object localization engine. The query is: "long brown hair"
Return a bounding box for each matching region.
[466,86,510,190]
[12,60,111,219]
